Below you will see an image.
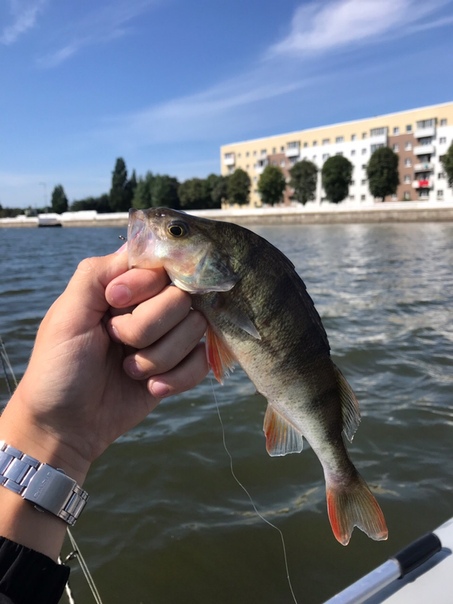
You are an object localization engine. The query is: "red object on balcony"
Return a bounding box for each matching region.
[419,179,429,187]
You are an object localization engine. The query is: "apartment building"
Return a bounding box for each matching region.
[220,102,453,207]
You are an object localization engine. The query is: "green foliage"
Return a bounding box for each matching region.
[289,160,318,205]
[206,173,228,208]
[321,155,353,204]
[257,165,286,206]
[50,184,69,214]
[441,141,453,187]
[0,205,23,218]
[366,147,400,201]
[132,172,155,209]
[178,178,212,209]
[151,175,180,209]
[110,157,134,211]
[70,194,111,213]
[227,168,251,206]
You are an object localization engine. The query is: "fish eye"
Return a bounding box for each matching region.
[167,221,188,238]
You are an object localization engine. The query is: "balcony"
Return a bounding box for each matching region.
[414,126,435,139]
[285,145,300,158]
[255,161,268,175]
[412,179,433,189]
[223,154,235,167]
[414,144,434,155]
[414,162,433,172]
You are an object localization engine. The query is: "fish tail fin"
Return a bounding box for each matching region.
[326,473,388,546]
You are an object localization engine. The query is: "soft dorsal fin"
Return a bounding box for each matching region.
[263,403,304,457]
[206,325,236,384]
[334,364,361,442]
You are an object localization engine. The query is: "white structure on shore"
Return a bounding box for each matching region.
[220,101,453,207]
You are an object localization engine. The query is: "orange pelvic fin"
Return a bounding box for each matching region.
[206,325,236,384]
[263,403,304,457]
[326,473,388,546]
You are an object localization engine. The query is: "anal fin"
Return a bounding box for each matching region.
[263,403,304,457]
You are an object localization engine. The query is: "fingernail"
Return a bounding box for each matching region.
[110,284,132,306]
[149,380,170,398]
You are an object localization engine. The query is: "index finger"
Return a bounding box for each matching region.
[105,266,170,309]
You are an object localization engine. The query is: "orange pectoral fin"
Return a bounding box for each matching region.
[206,326,236,384]
[263,403,304,456]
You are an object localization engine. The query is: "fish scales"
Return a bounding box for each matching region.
[127,207,388,546]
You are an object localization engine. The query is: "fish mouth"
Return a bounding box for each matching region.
[127,208,158,269]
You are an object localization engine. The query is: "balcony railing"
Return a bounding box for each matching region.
[255,162,267,175]
[414,162,433,172]
[223,154,235,166]
[414,126,435,139]
[285,146,300,158]
[412,179,433,189]
[414,144,434,155]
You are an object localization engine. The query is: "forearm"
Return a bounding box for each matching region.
[0,390,90,562]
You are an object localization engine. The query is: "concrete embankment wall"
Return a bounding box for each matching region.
[2,202,453,228]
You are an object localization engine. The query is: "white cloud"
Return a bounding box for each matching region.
[0,0,47,45]
[37,0,158,68]
[268,0,450,57]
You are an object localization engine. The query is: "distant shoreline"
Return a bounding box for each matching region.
[2,201,453,228]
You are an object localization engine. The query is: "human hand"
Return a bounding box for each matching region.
[0,248,208,485]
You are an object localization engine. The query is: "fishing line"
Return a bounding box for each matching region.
[210,378,298,604]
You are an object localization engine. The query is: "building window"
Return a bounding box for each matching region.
[351,149,356,156]
[393,144,399,152]
[393,127,400,135]
[405,158,412,167]
[246,152,249,158]
[362,132,367,139]
[416,118,435,129]
[361,179,367,185]
[440,119,447,126]
[322,153,330,160]
[419,189,429,199]
[438,172,445,179]
[312,155,317,161]
[437,190,444,199]
[405,142,412,151]
[322,138,330,145]
[351,134,357,141]
[280,161,285,168]
[272,147,276,154]
[336,151,343,156]
[313,140,317,146]
[370,127,386,137]
[253,150,257,156]
[349,195,355,200]
[371,143,384,152]
[439,137,447,144]
[404,175,411,184]
[303,142,308,148]
[261,149,267,156]
[403,191,411,200]
[362,148,367,154]
[361,194,366,201]
[350,180,355,185]
[336,136,344,143]
[406,124,412,132]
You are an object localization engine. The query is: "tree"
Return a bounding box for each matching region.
[132,172,154,209]
[206,173,228,208]
[322,155,353,204]
[257,165,286,206]
[289,160,318,205]
[227,168,251,206]
[50,185,68,214]
[366,147,400,201]
[178,178,211,209]
[110,157,134,212]
[70,194,111,213]
[441,141,453,188]
[151,175,180,209]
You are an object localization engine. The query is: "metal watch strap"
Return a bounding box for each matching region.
[0,441,88,526]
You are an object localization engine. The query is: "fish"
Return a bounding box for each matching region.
[127,207,388,546]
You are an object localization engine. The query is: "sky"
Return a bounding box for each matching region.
[1,0,453,208]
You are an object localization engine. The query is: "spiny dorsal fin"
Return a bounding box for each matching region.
[334,364,361,442]
[263,403,304,457]
[206,325,236,384]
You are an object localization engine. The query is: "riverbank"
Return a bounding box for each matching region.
[2,200,453,228]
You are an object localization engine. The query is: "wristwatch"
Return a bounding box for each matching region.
[0,441,88,526]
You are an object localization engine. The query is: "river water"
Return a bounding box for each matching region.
[1,222,453,603]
